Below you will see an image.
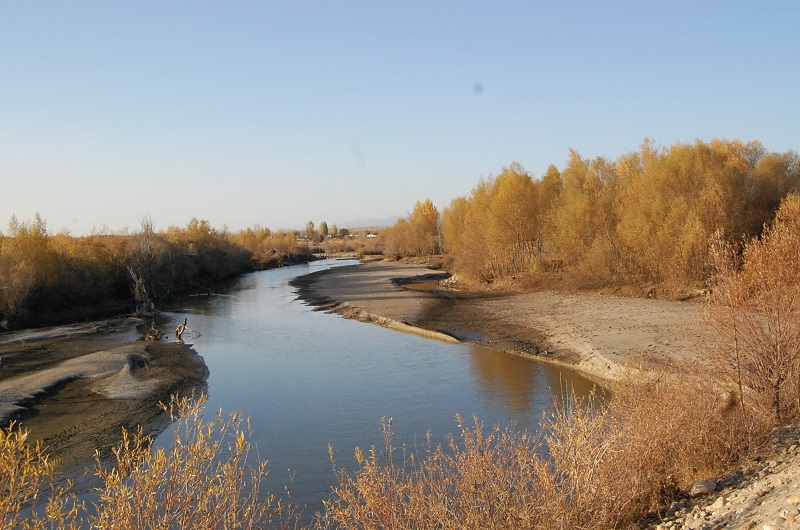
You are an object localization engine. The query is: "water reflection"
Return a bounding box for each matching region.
[468,344,537,413]
[467,343,600,415]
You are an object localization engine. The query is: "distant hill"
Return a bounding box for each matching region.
[339,216,401,229]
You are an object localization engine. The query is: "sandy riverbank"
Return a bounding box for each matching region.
[292,260,709,382]
[0,318,208,487]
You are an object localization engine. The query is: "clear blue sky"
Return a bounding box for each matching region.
[1,2,798,234]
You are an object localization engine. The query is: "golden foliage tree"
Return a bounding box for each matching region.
[547,151,620,281]
[383,199,440,258]
[444,164,539,281]
[0,214,57,320]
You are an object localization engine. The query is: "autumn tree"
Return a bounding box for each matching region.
[442,164,539,280]
[441,196,468,256]
[382,218,411,259]
[383,199,441,258]
[0,213,56,319]
[483,164,540,277]
[534,164,563,254]
[409,199,440,256]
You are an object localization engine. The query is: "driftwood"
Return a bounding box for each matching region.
[145,321,164,341]
[175,318,198,343]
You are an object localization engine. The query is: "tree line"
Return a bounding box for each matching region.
[386,138,799,288]
[0,217,322,330]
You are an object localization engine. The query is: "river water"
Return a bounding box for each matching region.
[159,259,598,514]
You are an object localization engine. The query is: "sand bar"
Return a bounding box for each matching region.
[293,261,709,381]
[0,319,208,485]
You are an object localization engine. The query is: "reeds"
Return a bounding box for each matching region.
[1,394,279,530]
[87,394,274,529]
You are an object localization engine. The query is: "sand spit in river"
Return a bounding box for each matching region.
[292,260,709,381]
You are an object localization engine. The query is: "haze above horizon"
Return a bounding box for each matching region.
[1,2,798,235]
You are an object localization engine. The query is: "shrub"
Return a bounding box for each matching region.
[311,374,764,530]
[312,417,553,530]
[0,424,77,530]
[86,394,276,529]
[1,395,284,530]
[707,193,800,424]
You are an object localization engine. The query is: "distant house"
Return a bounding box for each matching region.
[367,234,377,239]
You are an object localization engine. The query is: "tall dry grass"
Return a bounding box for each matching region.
[543,374,763,530]
[311,374,767,530]
[2,376,770,529]
[312,416,554,530]
[87,394,276,529]
[1,394,284,530]
[0,424,77,530]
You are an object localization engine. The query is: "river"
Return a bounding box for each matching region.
[158,259,598,515]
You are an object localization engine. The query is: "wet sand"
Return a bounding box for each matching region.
[0,319,208,486]
[292,260,709,382]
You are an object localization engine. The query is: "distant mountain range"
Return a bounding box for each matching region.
[338,216,401,228]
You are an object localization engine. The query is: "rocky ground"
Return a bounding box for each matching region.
[647,425,800,530]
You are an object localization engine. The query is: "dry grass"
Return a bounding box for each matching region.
[0,424,69,529]
[310,374,767,530]
[311,417,554,530]
[86,394,276,529]
[543,373,766,530]
[1,374,771,530]
[1,394,286,530]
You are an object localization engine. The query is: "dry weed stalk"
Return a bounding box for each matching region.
[87,393,274,529]
[545,376,761,530]
[0,394,282,530]
[0,423,81,530]
[0,424,54,529]
[314,376,762,530]
[314,416,552,530]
